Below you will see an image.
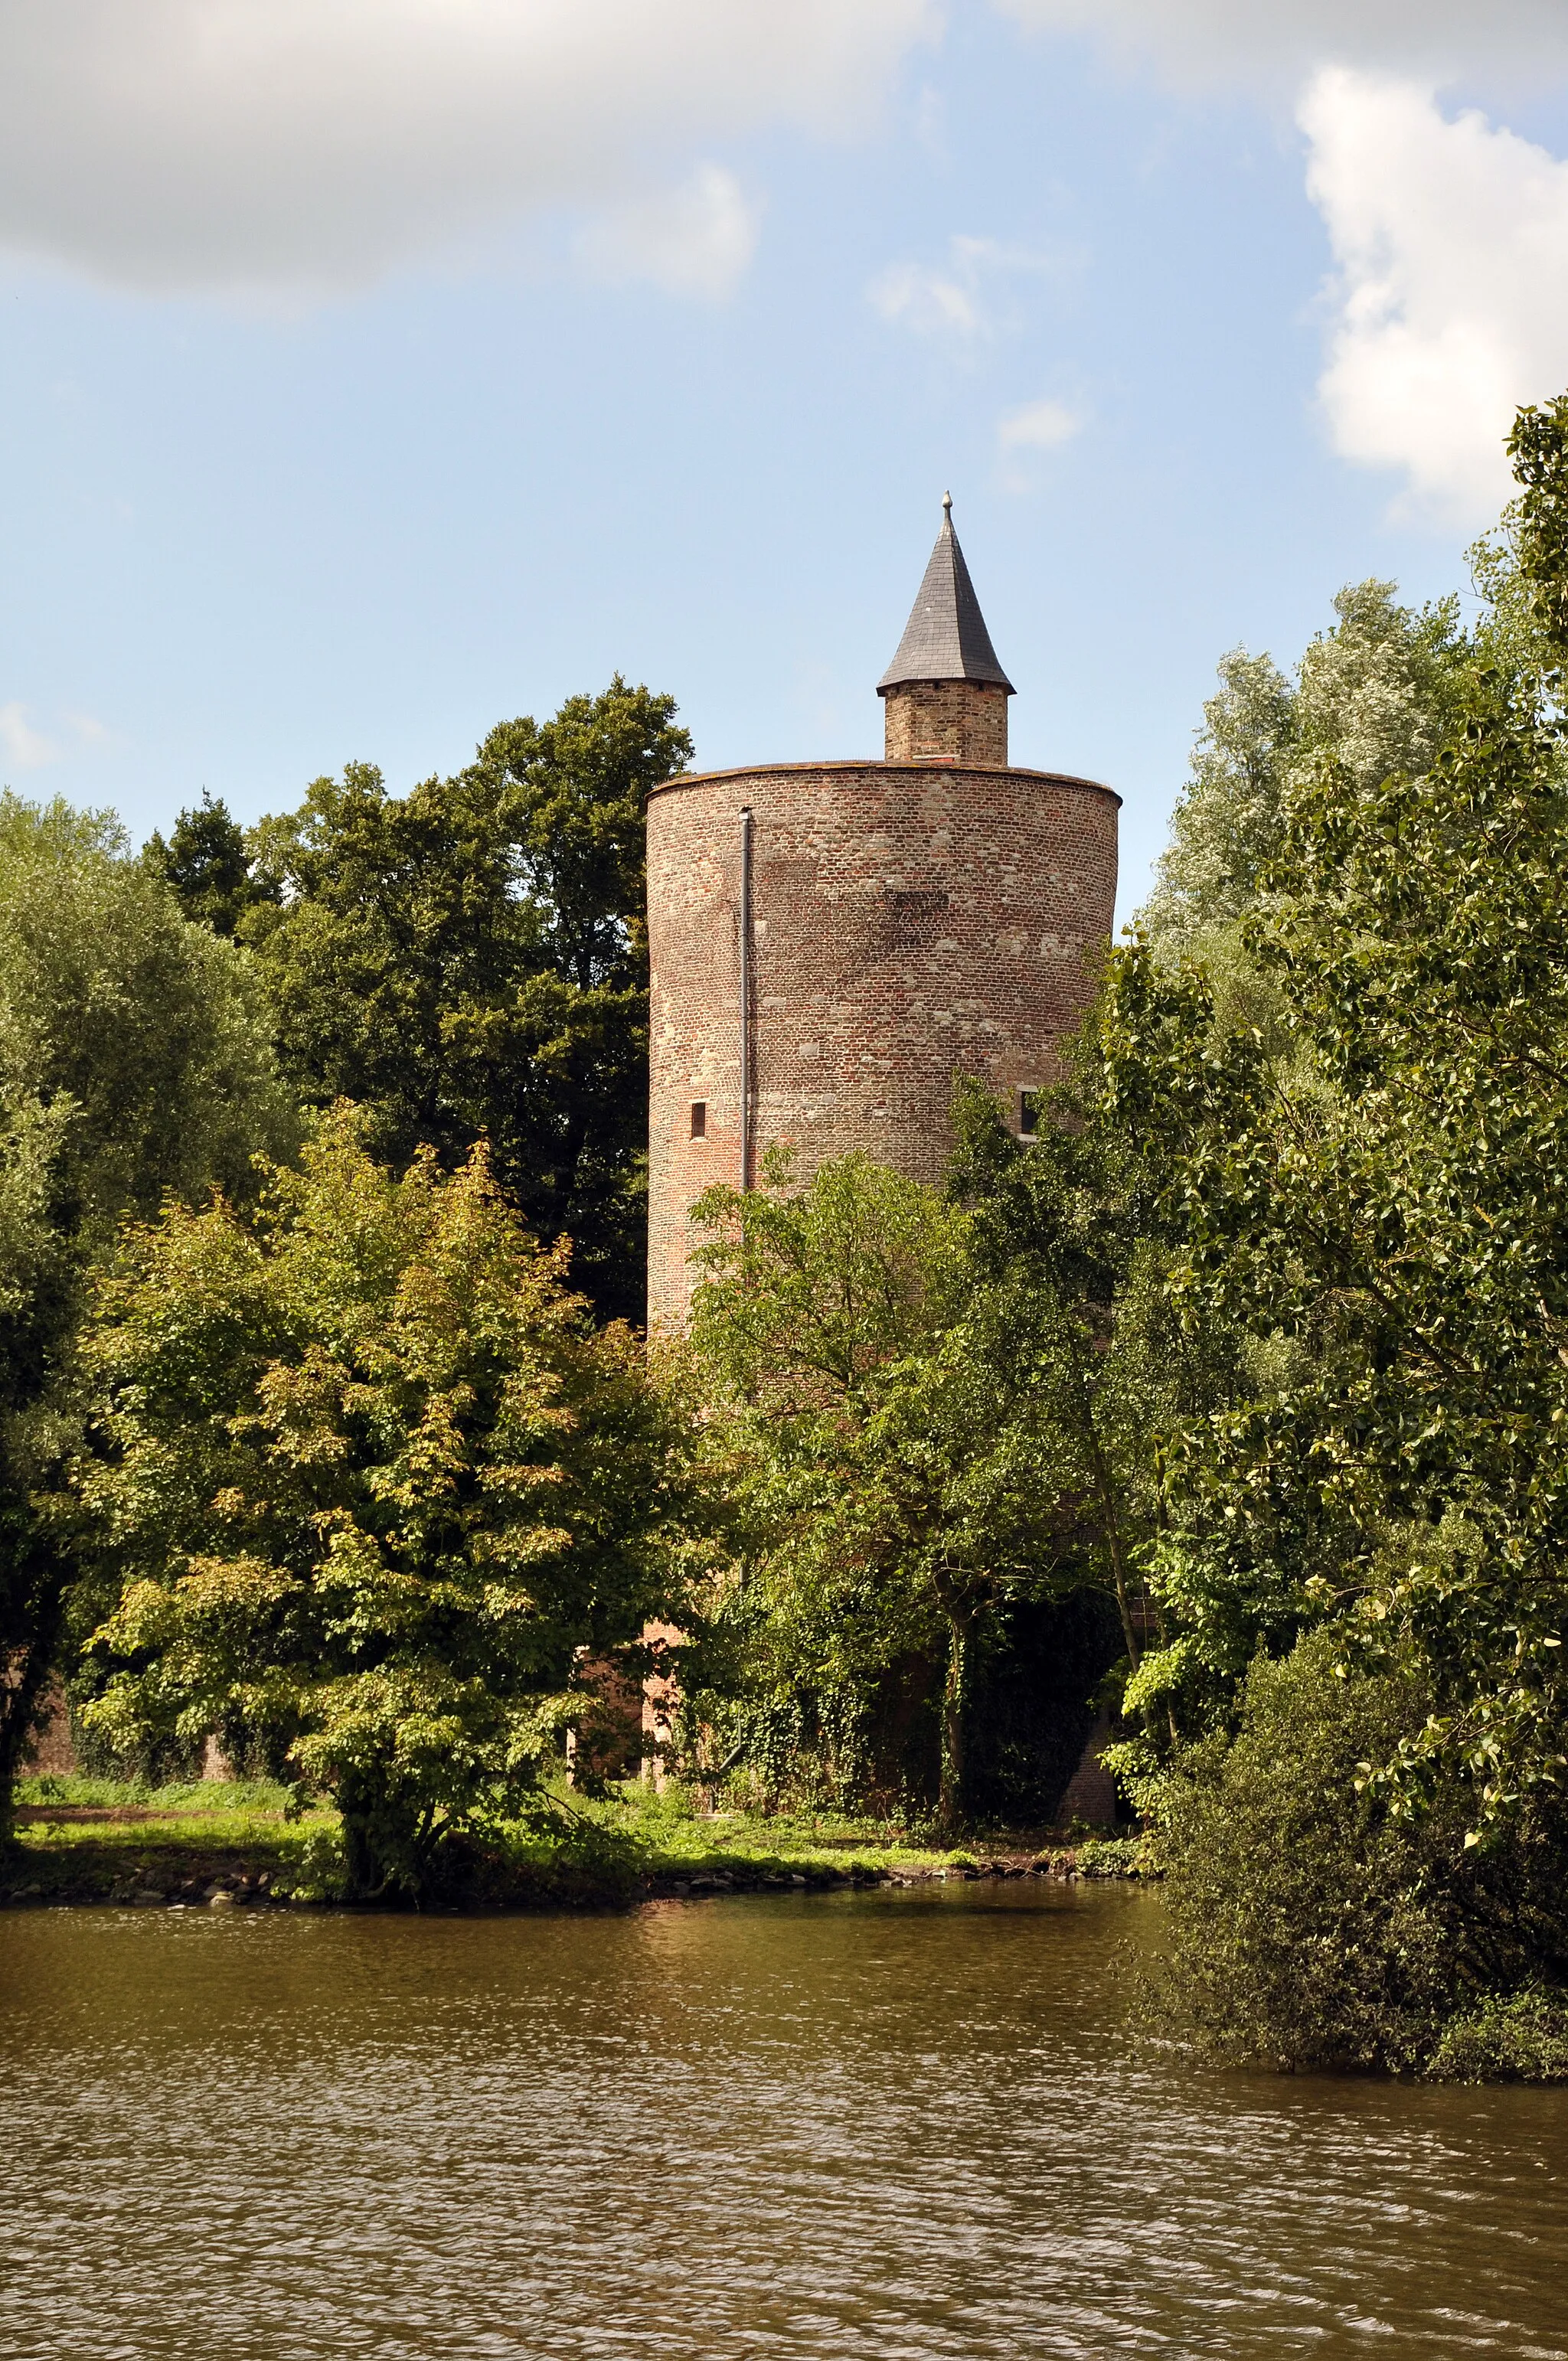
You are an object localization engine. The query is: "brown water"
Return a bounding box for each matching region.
[3,1885,1566,2360]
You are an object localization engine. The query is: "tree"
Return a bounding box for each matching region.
[1099,399,1568,1827]
[684,1148,1106,1826]
[242,678,691,1323]
[1142,582,1471,962]
[60,1109,684,1899]
[144,791,276,939]
[0,794,292,1827]
[1139,648,1295,954]
[949,1075,1238,1745]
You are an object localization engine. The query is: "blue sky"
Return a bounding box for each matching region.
[5,2,1568,916]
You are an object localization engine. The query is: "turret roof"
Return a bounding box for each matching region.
[877,493,1014,696]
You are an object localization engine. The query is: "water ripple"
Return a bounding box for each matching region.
[2,1887,1565,2359]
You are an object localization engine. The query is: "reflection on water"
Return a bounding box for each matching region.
[2,1884,1566,2359]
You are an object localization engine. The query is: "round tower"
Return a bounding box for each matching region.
[645,498,1119,1330]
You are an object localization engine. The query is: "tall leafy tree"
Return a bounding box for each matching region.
[1139,648,1296,955]
[1101,399,1568,1826]
[144,791,277,939]
[685,1147,1126,1825]
[61,1110,684,1898]
[1142,581,1472,962]
[0,794,292,1825]
[241,678,691,1323]
[949,1076,1239,1747]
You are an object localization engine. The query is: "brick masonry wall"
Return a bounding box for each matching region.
[23,1685,78,1775]
[646,759,1120,1329]
[883,680,1008,766]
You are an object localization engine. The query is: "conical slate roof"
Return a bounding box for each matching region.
[877,493,1014,696]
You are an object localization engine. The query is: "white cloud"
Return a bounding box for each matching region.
[869,235,1068,343]
[0,705,60,772]
[573,167,760,302]
[1301,70,1568,524]
[990,5,1568,522]
[872,258,984,340]
[0,0,937,295]
[996,395,1083,491]
[992,0,1568,91]
[998,396,1081,452]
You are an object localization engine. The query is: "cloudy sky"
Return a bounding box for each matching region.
[5,2,1568,911]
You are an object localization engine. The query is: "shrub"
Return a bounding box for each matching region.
[1428,1991,1568,2084]
[1154,1629,1568,2075]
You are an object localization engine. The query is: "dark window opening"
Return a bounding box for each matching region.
[690,1101,707,1140]
[1018,1089,1043,1141]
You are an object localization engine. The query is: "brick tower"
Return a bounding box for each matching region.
[645,496,1119,1330]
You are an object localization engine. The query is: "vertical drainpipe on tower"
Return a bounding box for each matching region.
[739,806,753,1192]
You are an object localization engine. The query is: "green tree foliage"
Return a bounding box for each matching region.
[1142,582,1471,964]
[1509,390,1568,658]
[60,1109,683,1899]
[1100,402,1568,1834]
[240,679,691,1323]
[685,1143,1142,1825]
[1139,648,1295,953]
[0,795,291,1823]
[686,1153,973,1821]
[143,791,276,939]
[1157,1630,1568,2075]
[949,1076,1239,1749]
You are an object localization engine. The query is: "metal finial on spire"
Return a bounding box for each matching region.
[942,489,952,518]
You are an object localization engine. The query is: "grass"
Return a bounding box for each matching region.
[15,1772,328,1835]
[5,1772,338,1903]
[587,1784,978,1876]
[4,1771,1152,1908]
[595,1785,1153,1879]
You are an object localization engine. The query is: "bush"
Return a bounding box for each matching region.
[1429,1991,1568,2084]
[1153,1629,1568,2075]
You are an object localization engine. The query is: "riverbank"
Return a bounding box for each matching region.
[2,1775,1153,1909]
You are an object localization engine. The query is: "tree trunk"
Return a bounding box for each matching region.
[938,1612,969,1832]
[1060,1321,1143,1675]
[0,1544,66,1841]
[340,1810,379,1902]
[337,1771,394,1902]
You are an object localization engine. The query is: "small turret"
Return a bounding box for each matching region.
[878,492,1014,766]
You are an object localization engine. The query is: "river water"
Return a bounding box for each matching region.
[3,1883,1566,2359]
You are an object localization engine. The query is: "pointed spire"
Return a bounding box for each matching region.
[877,494,1014,697]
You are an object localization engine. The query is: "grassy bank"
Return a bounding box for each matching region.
[2,1774,1152,1909]
[4,1775,340,1909]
